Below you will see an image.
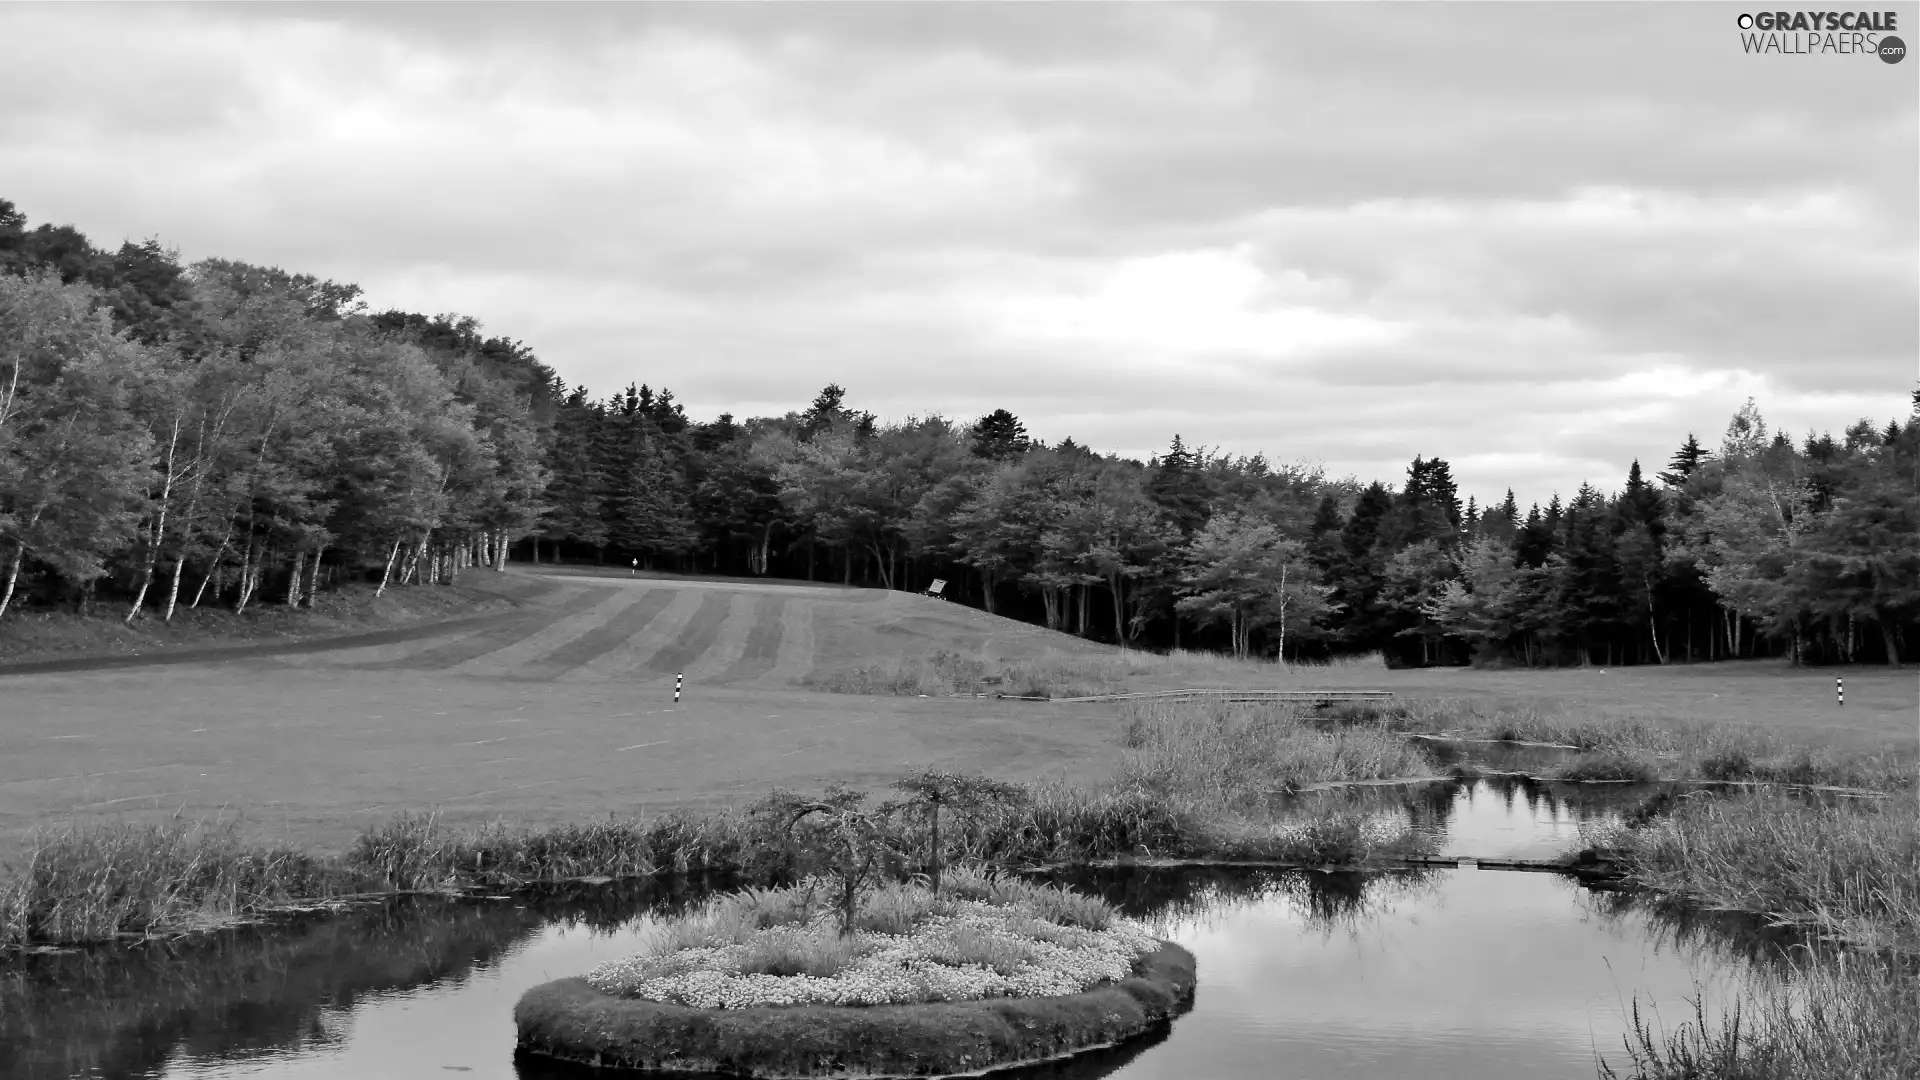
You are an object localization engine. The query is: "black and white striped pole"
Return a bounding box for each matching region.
[674,671,683,704]
[1836,676,1843,708]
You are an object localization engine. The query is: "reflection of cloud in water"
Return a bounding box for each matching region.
[3,839,1794,1080]
[1079,867,1766,1080]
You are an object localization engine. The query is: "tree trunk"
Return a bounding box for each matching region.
[304,547,324,607]
[287,550,306,607]
[0,544,22,620]
[1647,591,1666,664]
[1111,576,1126,645]
[235,540,259,614]
[979,569,997,614]
[1879,612,1901,666]
[865,541,894,590]
[375,537,404,598]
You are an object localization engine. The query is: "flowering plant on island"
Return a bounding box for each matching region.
[585,876,1160,1009]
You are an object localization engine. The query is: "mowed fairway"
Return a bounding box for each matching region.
[1,566,1913,860]
[0,569,1124,859]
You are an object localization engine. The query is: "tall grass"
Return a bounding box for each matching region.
[802,644,1372,699]
[1117,699,1436,803]
[1321,697,1910,791]
[1602,792,1920,951]
[1593,791,1920,1078]
[803,650,1138,699]
[0,820,344,945]
[1602,953,1920,1079]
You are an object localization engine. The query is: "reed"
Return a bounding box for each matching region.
[1602,792,1920,952]
[1601,954,1920,1080]
[1320,697,1909,792]
[0,819,348,945]
[1116,699,1436,803]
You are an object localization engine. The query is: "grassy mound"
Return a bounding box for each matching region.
[583,872,1151,1008]
[515,940,1196,1078]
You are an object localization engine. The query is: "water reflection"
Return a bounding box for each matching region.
[2,788,1801,1080]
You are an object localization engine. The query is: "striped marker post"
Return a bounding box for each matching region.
[675,672,683,704]
[1836,676,1843,708]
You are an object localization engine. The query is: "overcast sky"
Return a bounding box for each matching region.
[3,2,1914,507]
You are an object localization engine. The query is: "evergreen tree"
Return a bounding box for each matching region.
[1146,434,1211,538]
[969,408,1032,461]
[1659,434,1708,487]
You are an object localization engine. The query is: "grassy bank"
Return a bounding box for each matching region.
[803,648,1386,700]
[1588,791,1919,1078]
[2,701,1440,946]
[1322,697,1911,791]
[1601,793,1919,951]
[0,576,523,666]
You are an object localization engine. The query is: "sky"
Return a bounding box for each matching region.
[2,2,1914,508]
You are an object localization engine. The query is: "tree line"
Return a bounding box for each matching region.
[3,198,1914,666]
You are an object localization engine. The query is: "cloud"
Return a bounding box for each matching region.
[0,2,1912,507]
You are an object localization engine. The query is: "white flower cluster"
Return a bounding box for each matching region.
[585,901,1160,1009]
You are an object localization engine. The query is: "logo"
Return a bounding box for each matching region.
[1735,10,1904,59]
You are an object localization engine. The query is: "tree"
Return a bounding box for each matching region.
[968,408,1031,461]
[0,274,154,617]
[888,771,1024,894]
[1175,512,1332,660]
[760,785,906,937]
[1659,434,1709,487]
[1147,434,1211,538]
[1382,540,1454,665]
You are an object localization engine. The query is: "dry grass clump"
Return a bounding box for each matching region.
[1602,954,1920,1080]
[801,644,1379,700]
[802,650,1133,699]
[1320,697,1908,792]
[1117,699,1437,803]
[345,808,764,892]
[0,819,343,945]
[1605,792,1920,952]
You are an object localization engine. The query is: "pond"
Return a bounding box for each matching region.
[1,778,1796,1080]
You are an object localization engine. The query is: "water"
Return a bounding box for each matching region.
[1,779,1791,1080]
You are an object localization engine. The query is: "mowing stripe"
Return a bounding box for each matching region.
[716,593,789,685]
[568,588,703,681]
[445,586,639,676]
[767,594,817,684]
[359,587,618,671]
[515,587,679,681]
[642,592,732,676]
[683,591,759,682]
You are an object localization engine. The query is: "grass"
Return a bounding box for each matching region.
[1582,790,1920,1078]
[0,819,345,944]
[515,941,1197,1077]
[801,647,1386,700]
[1320,697,1911,792]
[583,871,1151,1007]
[802,649,1137,699]
[1602,952,1920,1080]
[1117,698,1437,801]
[1,701,1444,945]
[1597,792,1920,951]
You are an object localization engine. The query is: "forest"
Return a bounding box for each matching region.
[2,197,1914,667]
